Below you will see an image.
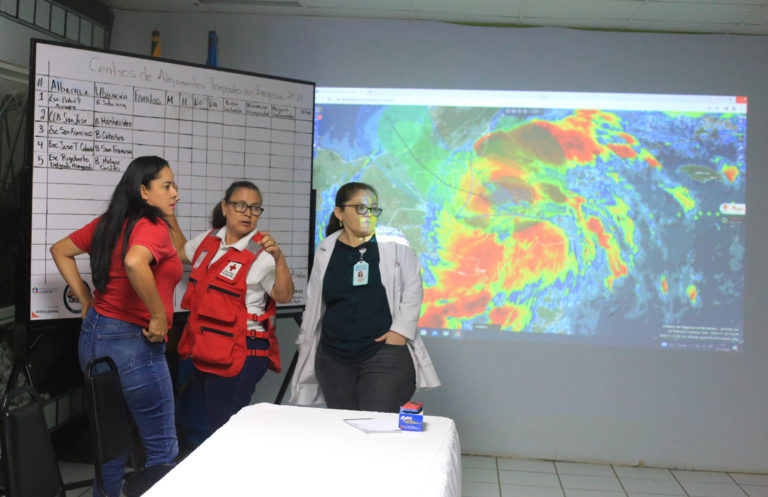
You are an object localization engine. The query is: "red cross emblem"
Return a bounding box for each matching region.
[219,261,243,281]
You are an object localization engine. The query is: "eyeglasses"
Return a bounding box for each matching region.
[227,201,264,215]
[342,204,383,216]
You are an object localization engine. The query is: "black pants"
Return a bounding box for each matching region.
[197,337,269,436]
[315,342,416,413]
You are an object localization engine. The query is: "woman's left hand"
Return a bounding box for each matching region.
[375,330,407,346]
[258,232,284,261]
[142,315,168,343]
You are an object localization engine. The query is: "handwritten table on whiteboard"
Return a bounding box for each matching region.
[29,42,313,320]
[143,403,461,497]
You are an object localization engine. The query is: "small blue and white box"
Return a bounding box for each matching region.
[399,401,424,432]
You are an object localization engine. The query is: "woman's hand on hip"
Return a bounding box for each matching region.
[142,315,167,343]
[375,330,407,346]
[79,293,94,319]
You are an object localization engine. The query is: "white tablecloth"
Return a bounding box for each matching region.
[144,403,461,497]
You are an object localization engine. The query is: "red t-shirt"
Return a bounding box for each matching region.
[70,216,182,329]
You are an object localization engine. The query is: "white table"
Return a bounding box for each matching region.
[144,403,461,497]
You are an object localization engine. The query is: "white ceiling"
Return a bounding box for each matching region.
[102,0,768,36]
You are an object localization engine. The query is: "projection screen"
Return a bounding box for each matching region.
[312,88,746,352]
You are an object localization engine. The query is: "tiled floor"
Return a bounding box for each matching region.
[462,455,768,497]
[61,456,768,497]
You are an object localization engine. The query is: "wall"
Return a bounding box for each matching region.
[0,17,57,67]
[108,12,768,472]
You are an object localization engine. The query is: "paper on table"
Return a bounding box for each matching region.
[344,417,402,434]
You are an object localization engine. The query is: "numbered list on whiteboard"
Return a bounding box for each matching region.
[30,43,313,320]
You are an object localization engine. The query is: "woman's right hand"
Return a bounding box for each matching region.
[142,315,167,342]
[50,236,93,318]
[79,292,94,319]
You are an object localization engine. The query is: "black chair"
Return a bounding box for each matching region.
[85,356,174,497]
[0,386,66,497]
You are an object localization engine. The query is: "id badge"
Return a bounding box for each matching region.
[353,261,369,286]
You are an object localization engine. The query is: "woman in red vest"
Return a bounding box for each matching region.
[167,180,293,435]
[50,156,182,497]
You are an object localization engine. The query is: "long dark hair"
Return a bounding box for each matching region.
[90,156,170,293]
[211,181,262,229]
[325,182,378,237]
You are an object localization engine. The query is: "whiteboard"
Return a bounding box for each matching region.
[28,41,313,321]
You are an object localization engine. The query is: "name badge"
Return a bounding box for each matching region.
[353,261,369,286]
[192,251,207,269]
[220,261,243,281]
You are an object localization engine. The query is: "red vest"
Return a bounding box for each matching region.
[178,231,280,377]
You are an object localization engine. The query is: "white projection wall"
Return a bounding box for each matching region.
[313,87,747,353]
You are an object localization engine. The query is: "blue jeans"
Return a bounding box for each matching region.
[79,308,178,497]
[315,342,416,413]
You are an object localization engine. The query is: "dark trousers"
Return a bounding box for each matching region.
[315,342,416,413]
[197,337,269,435]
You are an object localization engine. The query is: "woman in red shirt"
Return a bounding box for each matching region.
[50,156,182,497]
